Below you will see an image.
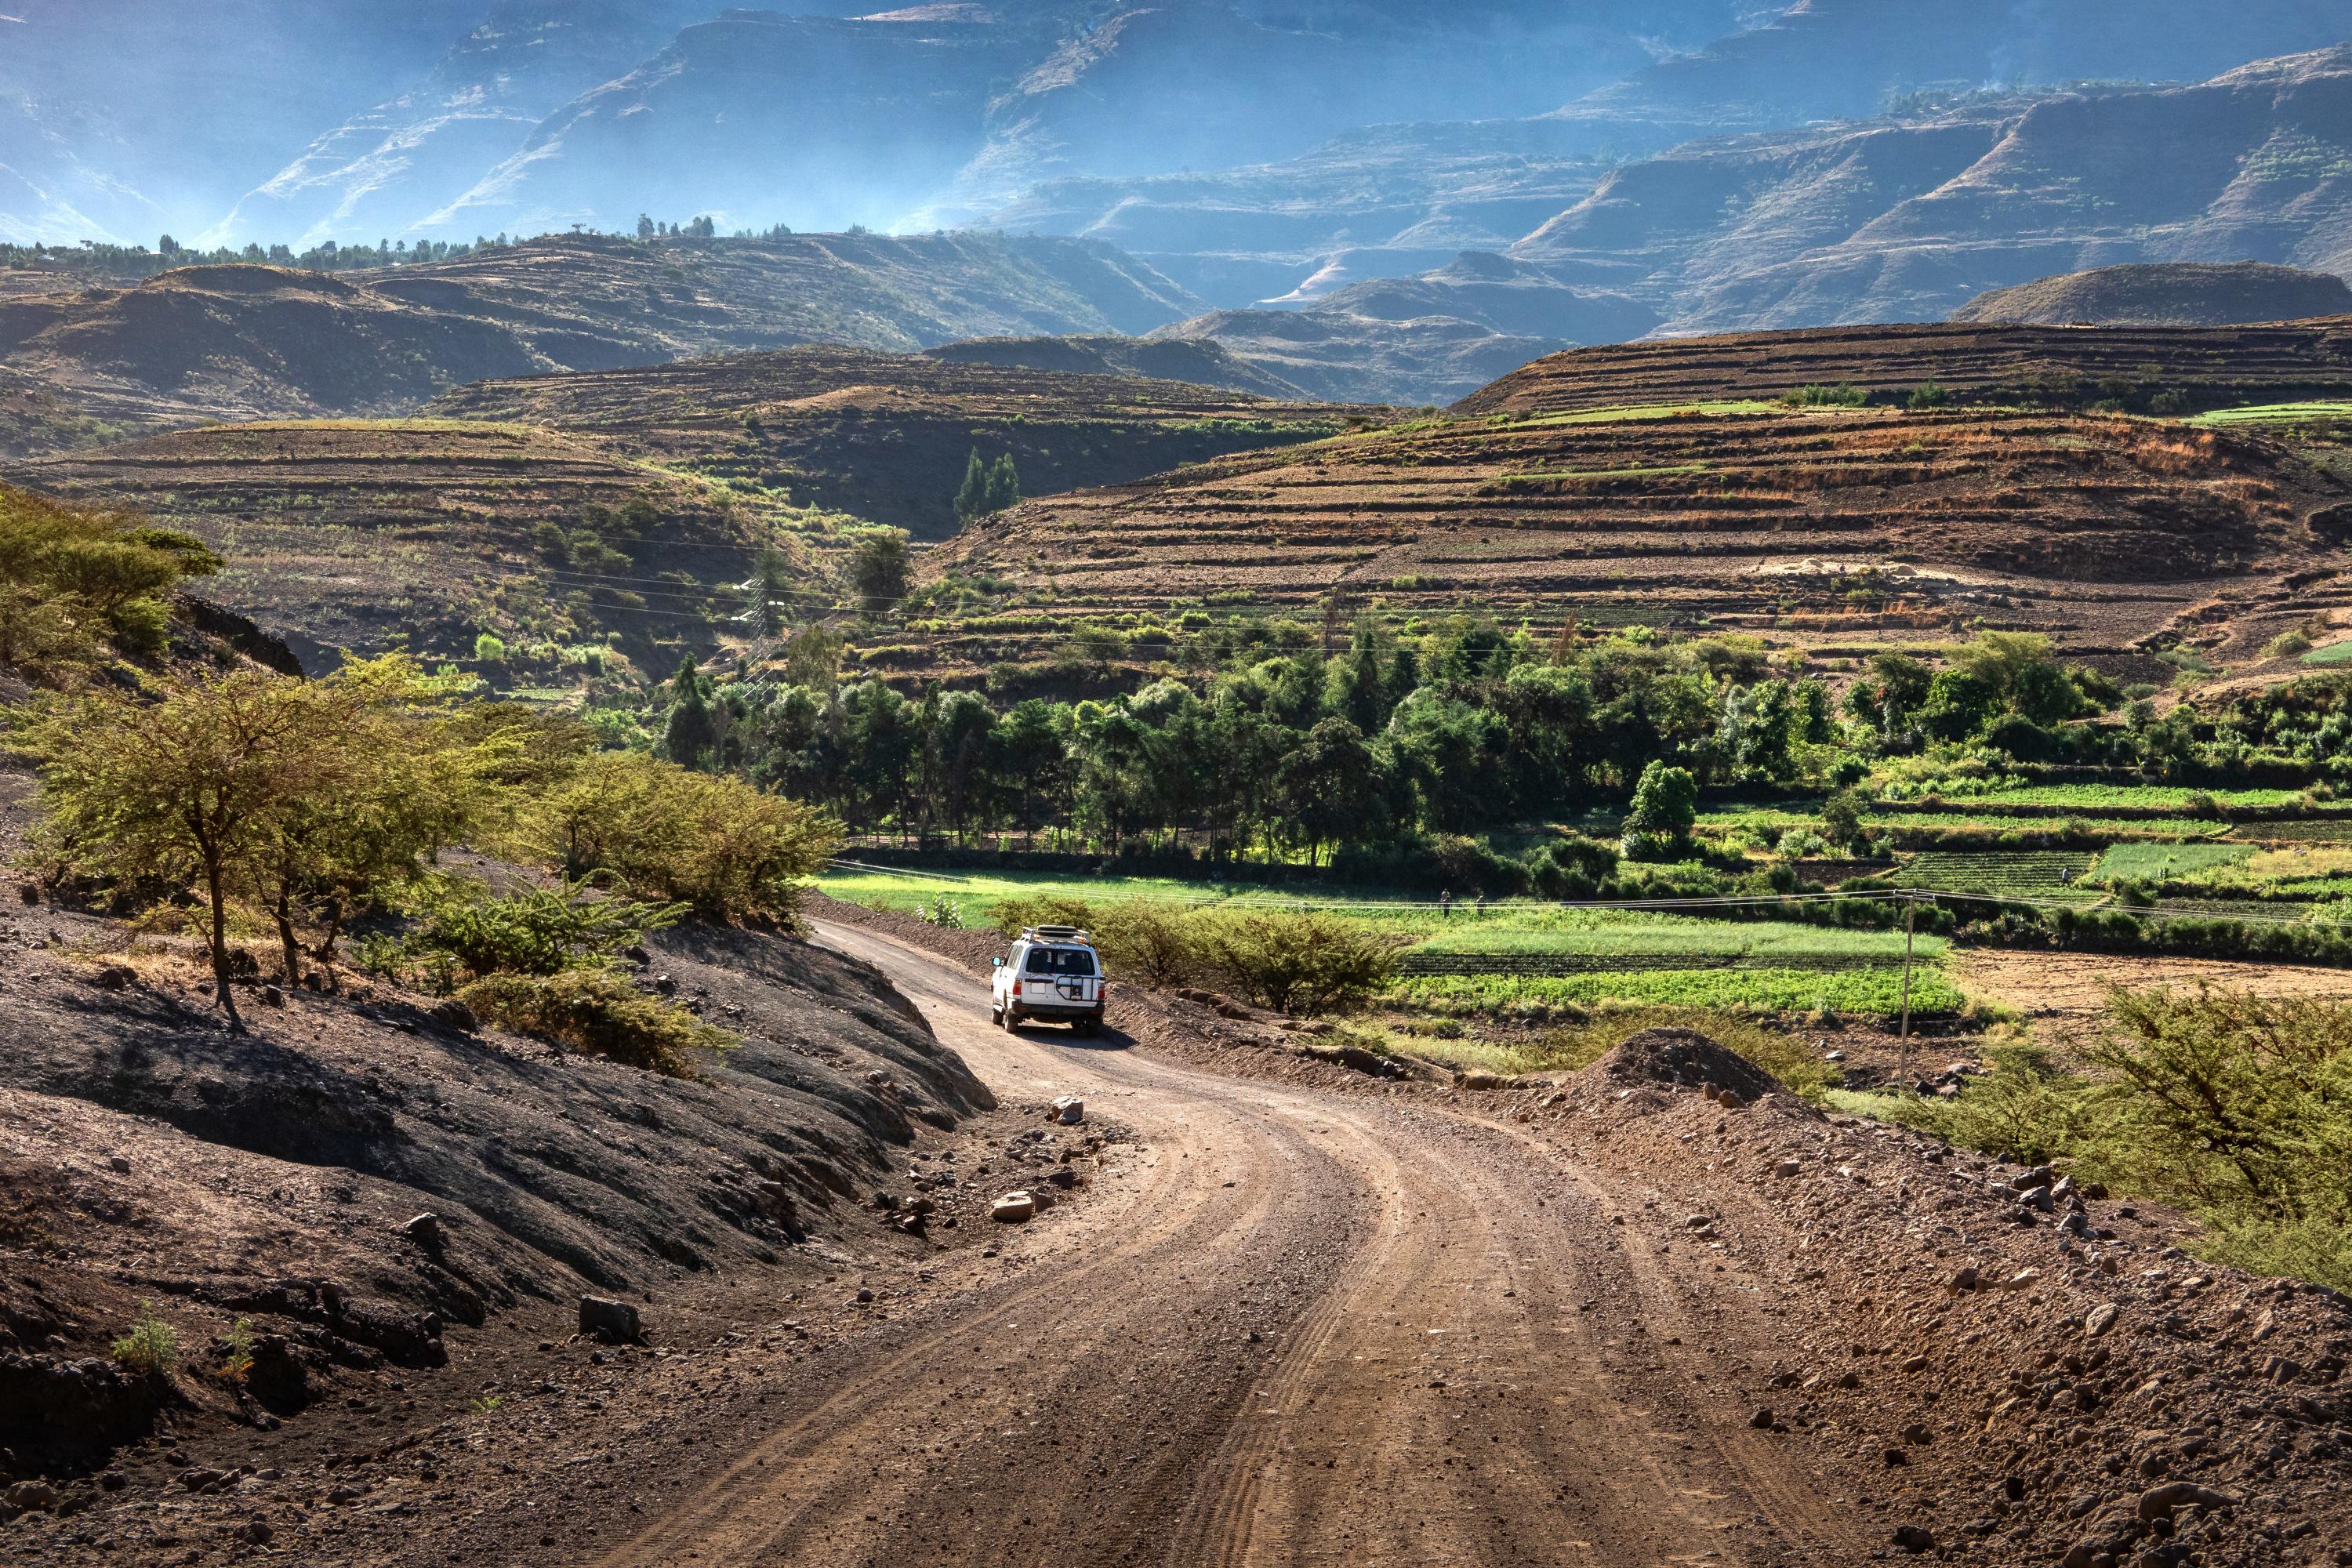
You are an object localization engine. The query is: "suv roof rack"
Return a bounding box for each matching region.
[1022,925,1092,944]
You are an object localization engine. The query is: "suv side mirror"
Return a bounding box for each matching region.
[992,956,1004,968]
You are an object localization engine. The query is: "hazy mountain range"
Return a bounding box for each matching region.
[4,2,2352,404]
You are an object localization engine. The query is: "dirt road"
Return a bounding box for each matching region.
[586,920,1868,1568]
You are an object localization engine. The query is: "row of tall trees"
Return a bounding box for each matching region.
[650,622,2153,861]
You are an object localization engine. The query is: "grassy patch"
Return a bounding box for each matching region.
[1392,965,1965,1020]
[1409,912,1938,963]
[2302,640,2352,667]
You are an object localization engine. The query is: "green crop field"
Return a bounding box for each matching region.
[2303,640,2352,667]
[1878,811,2234,840]
[818,867,1244,918]
[1393,965,1966,1020]
[2092,843,2256,883]
[2189,402,2352,428]
[1897,851,2102,902]
[1904,783,2309,811]
[1410,911,1936,962]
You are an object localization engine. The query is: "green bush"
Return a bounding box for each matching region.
[1867,991,2352,1292]
[538,753,838,924]
[1191,910,1399,1015]
[1878,1042,2107,1166]
[1789,383,1869,408]
[1621,760,1697,859]
[110,1301,178,1377]
[394,878,684,987]
[460,970,735,1076]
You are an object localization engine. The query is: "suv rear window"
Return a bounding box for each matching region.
[1023,946,1097,976]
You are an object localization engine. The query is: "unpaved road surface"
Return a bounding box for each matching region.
[590,920,1868,1568]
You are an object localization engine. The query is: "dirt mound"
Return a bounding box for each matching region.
[1953,263,2352,328]
[1589,1026,1784,1103]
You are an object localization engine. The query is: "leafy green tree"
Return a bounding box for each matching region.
[535,752,837,922]
[662,657,721,769]
[925,689,997,838]
[989,699,1074,837]
[986,453,1022,513]
[953,449,990,521]
[1277,718,1387,864]
[953,450,1022,521]
[0,486,218,673]
[1621,760,1697,860]
[20,665,469,1024]
[847,527,909,617]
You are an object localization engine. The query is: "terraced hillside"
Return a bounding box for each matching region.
[913,403,2349,686]
[0,233,1205,456]
[425,347,1368,539]
[1951,263,2352,328]
[1457,321,2352,419]
[10,420,782,679]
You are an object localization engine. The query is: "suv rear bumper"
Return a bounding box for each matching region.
[1007,1001,1104,1021]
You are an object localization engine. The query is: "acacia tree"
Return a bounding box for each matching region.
[24,672,350,1027]
[237,660,503,985]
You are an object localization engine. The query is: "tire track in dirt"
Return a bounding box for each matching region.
[590,923,1877,1567]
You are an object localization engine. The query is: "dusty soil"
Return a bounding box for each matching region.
[1954,949,2352,1043]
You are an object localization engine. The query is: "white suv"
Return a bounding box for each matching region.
[992,926,1106,1035]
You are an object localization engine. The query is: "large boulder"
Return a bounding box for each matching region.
[579,1296,643,1345]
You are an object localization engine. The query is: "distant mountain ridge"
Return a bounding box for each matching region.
[0,232,1207,456]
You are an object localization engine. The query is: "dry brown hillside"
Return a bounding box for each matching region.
[1951,263,2352,328]
[0,234,1206,459]
[424,346,1366,540]
[9,421,778,677]
[1457,320,2352,418]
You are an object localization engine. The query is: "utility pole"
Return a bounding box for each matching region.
[1898,892,1918,1080]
